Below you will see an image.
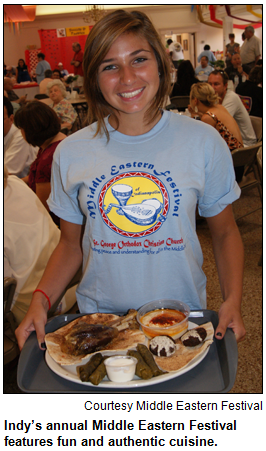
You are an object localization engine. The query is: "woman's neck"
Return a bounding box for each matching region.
[41,132,65,150]
[108,110,162,136]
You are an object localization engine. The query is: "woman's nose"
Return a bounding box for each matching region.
[119,66,136,84]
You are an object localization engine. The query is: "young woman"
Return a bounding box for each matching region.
[16,10,245,350]
[16,59,32,83]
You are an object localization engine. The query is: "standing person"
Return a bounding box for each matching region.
[208,70,256,147]
[197,44,216,64]
[16,9,245,350]
[224,34,240,68]
[167,38,184,69]
[16,59,32,83]
[240,26,261,70]
[35,53,51,84]
[70,42,84,89]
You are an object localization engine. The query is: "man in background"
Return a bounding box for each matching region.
[35,53,51,84]
[70,42,84,89]
[195,56,214,81]
[4,97,38,178]
[240,26,261,70]
[208,70,256,148]
[4,77,27,105]
[39,69,53,94]
[167,39,184,69]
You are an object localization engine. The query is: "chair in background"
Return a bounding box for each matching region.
[169,95,190,111]
[4,277,20,365]
[232,141,262,221]
[250,116,262,142]
[238,94,252,113]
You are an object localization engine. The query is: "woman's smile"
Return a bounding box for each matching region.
[98,33,160,124]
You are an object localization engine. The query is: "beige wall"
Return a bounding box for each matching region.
[4,5,262,68]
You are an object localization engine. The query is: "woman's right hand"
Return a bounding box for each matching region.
[15,293,49,351]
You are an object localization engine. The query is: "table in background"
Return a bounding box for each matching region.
[13,82,39,100]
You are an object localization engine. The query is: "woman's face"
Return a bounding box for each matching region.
[97,32,160,120]
[49,85,63,104]
[18,60,24,67]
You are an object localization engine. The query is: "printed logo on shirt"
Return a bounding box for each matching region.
[98,172,169,238]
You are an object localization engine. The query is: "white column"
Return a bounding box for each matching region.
[223,16,233,60]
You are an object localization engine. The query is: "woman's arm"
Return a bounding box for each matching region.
[201,113,216,128]
[206,205,246,342]
[35,182,51,211]
[15,219,84,350]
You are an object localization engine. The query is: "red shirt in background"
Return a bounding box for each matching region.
[73,49,84,76]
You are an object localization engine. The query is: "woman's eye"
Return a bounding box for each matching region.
[102,65,116,71]
[134,57,147,64]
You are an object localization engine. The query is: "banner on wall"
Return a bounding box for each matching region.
[56,26,90,37]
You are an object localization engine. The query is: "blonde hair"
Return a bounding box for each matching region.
[190,82,218,107]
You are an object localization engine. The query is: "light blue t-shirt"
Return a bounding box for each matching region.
[48,111,240,314]
[36,60,51,84]
[195,65,214,78]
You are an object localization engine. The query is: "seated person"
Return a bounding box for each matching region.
[236,66,262,118]
[195,56,214,81]
[225,54,251,84]
[4,166,77,325]
[171,60,199,97]
[58,62,69,77]
[4,97,37,178]
[189,82,244,182]
[46,79,77,130]
[4,77,27,105]
[39,69,53,95]
[16,59,32,83]
[14,101,67,227]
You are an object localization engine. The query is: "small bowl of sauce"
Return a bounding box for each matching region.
[104,356,138,383]
[137,299,190,339]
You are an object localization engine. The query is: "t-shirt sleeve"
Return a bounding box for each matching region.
[197,134,240,217]
[47,144,85,225]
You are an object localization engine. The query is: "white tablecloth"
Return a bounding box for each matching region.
[13,84,39,100]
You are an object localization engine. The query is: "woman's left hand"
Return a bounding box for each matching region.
[215,299,246,343]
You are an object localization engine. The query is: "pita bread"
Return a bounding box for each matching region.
[45,311,145,365]
[154,322,214,372]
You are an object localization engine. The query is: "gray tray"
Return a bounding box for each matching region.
[17,310,238,393]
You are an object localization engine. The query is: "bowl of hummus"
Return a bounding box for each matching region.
[137,299,190,340]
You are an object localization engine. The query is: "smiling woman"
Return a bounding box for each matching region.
[16,9,246,354]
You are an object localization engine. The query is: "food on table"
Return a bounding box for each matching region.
[61,323,118,356]
[77,352,103,382]
[180,327,207,347]
[154,322,214,373]
[137,300,190,339]
[45,310,145,365]
[149,335,176,357]
[104,356,138,383]
[137,343,166,376]
[89,357,108,385]
[127,349,153,380]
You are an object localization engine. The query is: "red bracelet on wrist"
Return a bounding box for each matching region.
[33,289,51,310]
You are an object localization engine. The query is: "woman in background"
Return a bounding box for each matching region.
[46,79,77,131]
[16,59,32,83]
[171,60,199,97]
[14,101,66,226]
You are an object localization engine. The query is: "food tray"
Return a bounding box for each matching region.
[17,310,238,393]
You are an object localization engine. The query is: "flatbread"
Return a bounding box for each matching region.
[154,322,214,372]
[45,311,145,365]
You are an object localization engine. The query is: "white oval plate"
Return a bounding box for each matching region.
[45,322,210,389]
